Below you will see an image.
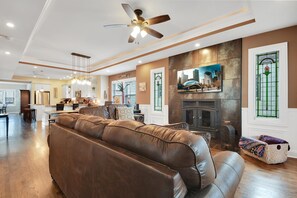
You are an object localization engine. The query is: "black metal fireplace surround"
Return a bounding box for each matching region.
[182,99,221,137]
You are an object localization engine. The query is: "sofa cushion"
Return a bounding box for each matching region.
[74,115,113,139]
[103,120,216,190]
[56,113,82,129]
[78,106,109,118]
[116,106,134,120]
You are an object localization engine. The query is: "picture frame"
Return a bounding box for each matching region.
[177,64,222,93]
[139,82,146,91]
[75,90,81,98]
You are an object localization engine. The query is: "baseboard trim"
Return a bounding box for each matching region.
[288,150,297,159]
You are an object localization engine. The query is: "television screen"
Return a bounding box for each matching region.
[177,64,222,93]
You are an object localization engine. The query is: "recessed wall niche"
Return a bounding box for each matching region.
[168,39,242,147]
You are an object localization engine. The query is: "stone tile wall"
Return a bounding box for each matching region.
[168,39,242,142]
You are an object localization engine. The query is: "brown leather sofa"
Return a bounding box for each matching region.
[49,114,244,198]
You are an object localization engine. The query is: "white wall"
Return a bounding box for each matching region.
[139,104,168,125]
[98,75,109,105]
[242,108,297,158]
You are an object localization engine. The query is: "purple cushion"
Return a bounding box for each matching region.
[259,135,288,145]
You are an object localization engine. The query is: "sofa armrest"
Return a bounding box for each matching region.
[186,151,244,198]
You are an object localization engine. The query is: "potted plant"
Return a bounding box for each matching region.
[117,82,129,104]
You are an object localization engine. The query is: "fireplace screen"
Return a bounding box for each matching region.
[182,100,220,135]
[201,110,211,127]
[185,110,194,125]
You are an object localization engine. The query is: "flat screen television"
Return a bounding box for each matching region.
[177,64,222,93]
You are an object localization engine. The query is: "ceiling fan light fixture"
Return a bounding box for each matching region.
[140,30,147,38]
[131,26,140,38]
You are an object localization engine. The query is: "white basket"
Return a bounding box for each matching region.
[241,137,289,164]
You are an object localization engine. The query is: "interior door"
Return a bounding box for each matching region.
[20,90,30,114]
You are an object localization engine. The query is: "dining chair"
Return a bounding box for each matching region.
[73,103,79,110]
[56,103,64,111]
[1,104,7,114]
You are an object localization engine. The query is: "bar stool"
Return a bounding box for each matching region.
[24,108,36,122]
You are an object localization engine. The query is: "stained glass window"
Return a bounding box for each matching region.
[256,51,279,118]
[154,72,162,111]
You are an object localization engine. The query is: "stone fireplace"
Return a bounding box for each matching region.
[168,39,242,145]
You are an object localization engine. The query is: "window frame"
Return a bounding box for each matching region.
[111,77,136,105]
[248,42,288,127]
[150,67,165,114]
[0,89,16,107]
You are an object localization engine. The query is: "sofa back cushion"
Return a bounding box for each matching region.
[78,106,109,118]
[74,115,113,139]
[102,120,216,190]
[56,113,82,129]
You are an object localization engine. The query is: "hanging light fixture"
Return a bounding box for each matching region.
[71,52,92,86]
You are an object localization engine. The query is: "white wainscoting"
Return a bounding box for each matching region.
[242,107,297,158]
[139,104,168,125]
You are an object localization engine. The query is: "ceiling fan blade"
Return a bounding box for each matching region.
[146,15,170,25]
[103,24,129,28]
[143,27,163,39]
[128,35,135,43]
[122,4,137,20]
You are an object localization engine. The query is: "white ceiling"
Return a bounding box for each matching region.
[1,0,297,80]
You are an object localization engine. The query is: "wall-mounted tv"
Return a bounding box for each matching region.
[177,64,222,93]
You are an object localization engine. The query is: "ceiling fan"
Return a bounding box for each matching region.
[104,3,170,43]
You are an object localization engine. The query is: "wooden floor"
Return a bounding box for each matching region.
[0,114,297,198]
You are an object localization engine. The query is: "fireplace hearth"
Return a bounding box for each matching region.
[182,99,221,137]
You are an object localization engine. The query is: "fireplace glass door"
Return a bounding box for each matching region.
[184,109,197,128]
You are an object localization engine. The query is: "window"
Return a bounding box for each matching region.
[154,72,162,111]
[111,78,136,106]
[256,51,279,118]
[0,90,16,106]
[248,42,288,126]
[150,67,165,113]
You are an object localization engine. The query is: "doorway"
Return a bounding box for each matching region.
[20,90,30,115]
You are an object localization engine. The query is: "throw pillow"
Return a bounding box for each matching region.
[116,106,134,120]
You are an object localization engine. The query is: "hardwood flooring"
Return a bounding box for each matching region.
[0,114,63,198]
[0,114,296,198]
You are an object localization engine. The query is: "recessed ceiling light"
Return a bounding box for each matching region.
[6,22,15,28]
[106,70,110,73]
[34,66,38,69]
[4,51,11,55]
[73,71,77,74]
[195,43,200,48]
[47,77,50,79]
[138,60,142,64]
[33,75,36,78]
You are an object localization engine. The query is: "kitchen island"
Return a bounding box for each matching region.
[29,104,87,123]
